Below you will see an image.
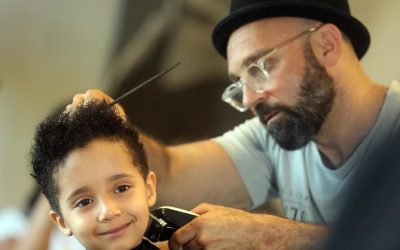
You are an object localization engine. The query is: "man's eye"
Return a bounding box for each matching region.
[76,198,92,208]
[261,59,274,72]
[115,185,130,193]
[247,65,266,80]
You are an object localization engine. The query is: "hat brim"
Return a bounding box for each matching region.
[212,2,370,59]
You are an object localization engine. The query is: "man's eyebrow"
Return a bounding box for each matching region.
[228,48,274,82]
[243,48,274,67]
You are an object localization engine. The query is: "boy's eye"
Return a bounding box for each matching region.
[75,198,92,208]
[115,185,130,193]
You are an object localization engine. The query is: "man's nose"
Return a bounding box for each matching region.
[242,84,265,109]
[97,197,122,222]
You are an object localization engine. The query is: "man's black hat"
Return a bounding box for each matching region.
[212,0,370,59]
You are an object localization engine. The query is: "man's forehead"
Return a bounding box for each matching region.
[226,18,293,65]
[227,17,313,57]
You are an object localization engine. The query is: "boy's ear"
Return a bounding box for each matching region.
[145,171,157,207]
[49,210,73,236]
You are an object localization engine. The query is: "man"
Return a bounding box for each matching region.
[67,0,400,249]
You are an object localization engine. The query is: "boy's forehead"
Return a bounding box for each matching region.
[56,139,144,198]
[62,138,135,169]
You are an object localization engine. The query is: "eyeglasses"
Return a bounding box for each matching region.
[221,25,321,112]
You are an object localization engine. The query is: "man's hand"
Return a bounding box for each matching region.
[169,203,261,250]
[169,203,329,250]
[65,89,127,120]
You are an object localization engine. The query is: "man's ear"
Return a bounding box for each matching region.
[311,23,342,67]
[145,171,157,207]
[49,210,72,236]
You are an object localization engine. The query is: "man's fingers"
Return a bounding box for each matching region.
[169,223,197,250]
[64,89,128,121]
[64,104,73,114]
[83,89,113,105]
[72,93,84,106]
[191,203,218,215]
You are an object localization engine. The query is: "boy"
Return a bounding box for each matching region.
[30,100,159,250]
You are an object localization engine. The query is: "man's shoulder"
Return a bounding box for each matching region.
[387,80,400,95]
[380,80,400,121]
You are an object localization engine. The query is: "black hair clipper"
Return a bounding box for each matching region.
[144,206,198,242]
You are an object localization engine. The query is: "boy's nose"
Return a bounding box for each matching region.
[97,198,122,222]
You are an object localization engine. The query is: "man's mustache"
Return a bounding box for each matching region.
[255,101,295,124]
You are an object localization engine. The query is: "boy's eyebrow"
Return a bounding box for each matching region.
[67,187,90,203]
[109,173,134,182]
[66,173,135,203]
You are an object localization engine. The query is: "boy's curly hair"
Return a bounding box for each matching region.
[30,100,148,214]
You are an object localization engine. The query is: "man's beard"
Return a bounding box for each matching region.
[255,40,336,150]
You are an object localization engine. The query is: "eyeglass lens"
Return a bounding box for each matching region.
[246,64,270,91]
[222,26,320,111]
[221,83,247,112]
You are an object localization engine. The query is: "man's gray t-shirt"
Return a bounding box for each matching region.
[214,81,400,224]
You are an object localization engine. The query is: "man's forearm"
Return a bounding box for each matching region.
[255,214,331,249]
[139,135,252,210]
[139,134,170,178]
[169,204,330,250]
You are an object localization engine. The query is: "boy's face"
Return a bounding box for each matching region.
[50,138,156,250]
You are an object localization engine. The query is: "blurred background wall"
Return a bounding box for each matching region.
[0,0,121,208]
[0,0,399,209]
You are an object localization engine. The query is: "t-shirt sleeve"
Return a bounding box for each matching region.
[212,118,278,208]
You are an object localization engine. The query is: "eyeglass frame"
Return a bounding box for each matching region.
[221,25,322,112]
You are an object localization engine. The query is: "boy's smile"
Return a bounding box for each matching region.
[50,138,156,250]
[97,220,133,238]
